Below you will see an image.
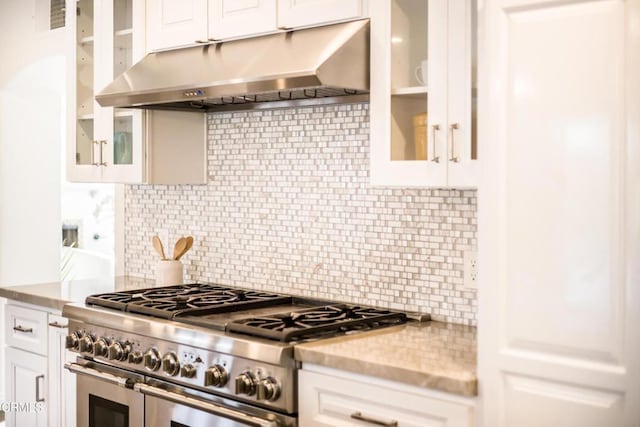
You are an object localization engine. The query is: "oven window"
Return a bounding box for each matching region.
[89,394,129,427]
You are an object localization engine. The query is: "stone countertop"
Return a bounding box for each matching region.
[294,320,477,397]
[0,276,155,311]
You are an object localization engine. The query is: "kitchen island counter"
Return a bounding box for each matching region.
[0,276,154,310]
[294,320,477,396]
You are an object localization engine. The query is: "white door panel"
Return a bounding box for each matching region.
[479,0,640,425]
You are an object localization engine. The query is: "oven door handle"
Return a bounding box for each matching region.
[64,362,135,389]
[134,383,278,427]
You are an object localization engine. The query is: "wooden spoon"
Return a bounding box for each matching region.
[178,236,193,259]
[152,235,167,260]
[172,237,188,260]
[176,236,194,260]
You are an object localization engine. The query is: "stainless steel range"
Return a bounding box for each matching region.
[62,283,410,427]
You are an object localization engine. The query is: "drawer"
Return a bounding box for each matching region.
[5,304,48,355]
[299,369,475,427]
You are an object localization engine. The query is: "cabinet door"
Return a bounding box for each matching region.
[478,0,640,426]
[370,0,446,186]
[442,0,478,187]
[47,315,75,427]
[208,0,277,40]
[277,0,363,29]
[67,0,102,182]
[146,0,208,51]
[5,347,47,427]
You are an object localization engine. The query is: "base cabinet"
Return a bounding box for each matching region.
[299,365,475,427]
[3,302,74,427]
[5,348,47,427]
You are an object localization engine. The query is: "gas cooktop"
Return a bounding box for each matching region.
[85,282,408,342]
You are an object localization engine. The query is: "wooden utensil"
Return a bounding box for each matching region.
[152,235,167,260]
[172,237,188,260]
[176,236,194,260]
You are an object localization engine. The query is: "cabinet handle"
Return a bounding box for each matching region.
[99,139,107,166]
[13,325,33,333]
[195,39,209,44]
[91,140,100,166]
[431,124,440,163]
[449,123,459,163]
[350,411,398,426]
[35,374,45,402]
[48,321,68,329]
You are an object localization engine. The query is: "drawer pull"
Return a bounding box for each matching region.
[48,321,68,329]
[13,325,34,333]
[350,411,398,426]
[35,374,45,402]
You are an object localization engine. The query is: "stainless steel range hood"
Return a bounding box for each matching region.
[96,19,369,112]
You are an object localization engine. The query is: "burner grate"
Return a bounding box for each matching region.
[227,305,407,342]
[86,283,292,319]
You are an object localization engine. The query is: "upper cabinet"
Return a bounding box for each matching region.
[67,0,207,184]
[146,0,367,52]
[370,0,478,187]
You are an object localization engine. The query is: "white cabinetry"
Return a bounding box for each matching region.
[3,302,74,427]
[277,0,364,29]
[370,0,477,187]
[5,348,47,427]
[147,0,366,51]
[67,0,206,184]
[478,0,640,426]
[299,364,475,427]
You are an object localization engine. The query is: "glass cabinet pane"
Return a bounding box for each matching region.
[113,0,133,78]
[390,0,429,161]
[113,115,133,165]
[76,0,94,165]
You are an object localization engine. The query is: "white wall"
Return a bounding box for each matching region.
[0,0,66,402]
[0,1,65,285]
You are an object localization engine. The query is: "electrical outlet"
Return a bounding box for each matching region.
[464,250,478,289]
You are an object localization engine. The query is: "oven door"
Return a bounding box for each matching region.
[65,359,144,427]
[138,379,297,427]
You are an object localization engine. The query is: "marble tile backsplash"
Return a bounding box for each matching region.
[124,103,477,325]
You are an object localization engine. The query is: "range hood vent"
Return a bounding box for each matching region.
[96,19,369,112]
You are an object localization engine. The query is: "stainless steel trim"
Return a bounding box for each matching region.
[12,325,33,333]
[431,124,441,163]
[64,362,135,388]
[63,304,295,366]
[48,321,67,328]
[449,123,459,163]
[135,383,277,427]
[35,375,45,402]
[350,411,398,426]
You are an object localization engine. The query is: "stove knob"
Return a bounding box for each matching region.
[108,341,128,361]
[257,377,281,402]
[180,364,197,379]
[128,351,143,365]
[143,348,161,371]
[79,335,94,354]
[93,337,110,358]
[235,371,256,396]
[162,352,180,376]
[204,365,228,387]
[65,331,81,350]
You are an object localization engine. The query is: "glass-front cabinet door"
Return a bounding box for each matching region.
[370,0,477,187]
[67,0,144,183]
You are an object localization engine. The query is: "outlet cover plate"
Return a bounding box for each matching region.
[464,250,478,289]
